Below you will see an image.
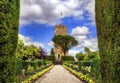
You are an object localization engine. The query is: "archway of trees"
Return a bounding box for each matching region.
[0,0,119,83]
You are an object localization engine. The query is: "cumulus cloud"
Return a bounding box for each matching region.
[72,26,89,36]
[20,0,95,26]
[19,34,44,48]
[68,49,79,56]
[48,41,54,47]
[71,26,98,51]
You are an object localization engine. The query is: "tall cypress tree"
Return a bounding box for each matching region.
[95,0,120,83]
[0,0,20,82]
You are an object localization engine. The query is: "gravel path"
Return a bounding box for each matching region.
[34,65,84,83]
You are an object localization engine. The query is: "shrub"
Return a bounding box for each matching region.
[45,55,55,64]
[16,58,22,76]
[61,56,75,62]
[26,65,34,74]
[29,61,38,70]
[0,1,20,82]
[37,60,43,67]
[91,58,101,82]
[78,61,92,71]
[63,65,94,83]
[22,61,29,70]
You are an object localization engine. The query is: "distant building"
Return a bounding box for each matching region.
[54,24,68,61]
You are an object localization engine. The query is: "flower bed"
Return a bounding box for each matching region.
[22,65,54,83]
[63,65,94,83]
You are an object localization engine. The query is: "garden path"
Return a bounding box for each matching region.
[34,65,84,83]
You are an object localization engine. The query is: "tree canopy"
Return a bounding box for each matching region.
[52,35,78,56]
[50,48,55,56]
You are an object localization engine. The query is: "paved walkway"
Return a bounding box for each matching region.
[34,65,84,83]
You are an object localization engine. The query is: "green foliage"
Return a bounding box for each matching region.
[16,39,40,61]
[23,45,40,61]
[22,61,30,70]
[16,38,25,58]
[78,61,92,71]
[91,58,101,83]
[37,60,43,67]
[0,0,20,82]
[16,58,22,76]
[45,55,55,64]
[29,61,38,70]
[76,52,85,61]
[50,48,55,56]
[96,0,120,82]
[61,56,75,62]
[26,65,34,74]
[84,51,99,60]
[52,35,78,55]
[84,47,90,54]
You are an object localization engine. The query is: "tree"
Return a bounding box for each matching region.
[16,38,25,59]
[52,35,78,56]
[84,47,90,54]
[76,52,85,61]
[39,48,47,60]
[0,0,20,82]
[96,0,120,82]
[23,45,40,61]
[50,48,55,56]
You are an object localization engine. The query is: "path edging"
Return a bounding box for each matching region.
[22,65,54,83]
[63,65,94,83]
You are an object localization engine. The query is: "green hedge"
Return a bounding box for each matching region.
[0,0,20,82]
[29,61,38,70]
[16,58,22,76]
[61,56,75,62]
[45,55,55,64]
[96,0,120,82]
[91,58,101,83]
[22,61,29,70]
[78,61,92,71]
[37,60,43,67]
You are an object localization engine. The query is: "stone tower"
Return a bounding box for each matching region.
[54,24,68,61]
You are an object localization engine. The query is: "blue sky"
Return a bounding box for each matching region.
[19,0,98,56]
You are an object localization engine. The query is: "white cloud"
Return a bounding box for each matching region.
[72,26,89,36]
[68,49,79,56]
[19,34,44,48]
[20,0,95,26]
[48,41,54,47]
[71,26,98,52]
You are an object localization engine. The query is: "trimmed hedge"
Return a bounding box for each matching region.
[0,0,20,82]
[63,65,94,83]
[78,61,92,71]
[96,0,120,83]
[61,56,75,62]
[45,55,55,64]
[37,60,43,67]
[91,58,101,83]
[22,65,54,83]
[22,61,29,70]
[16,58,22,76]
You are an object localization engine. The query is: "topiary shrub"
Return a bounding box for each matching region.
[95,0,120,83]
[61,56,75,62]
[0,0,20,82]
